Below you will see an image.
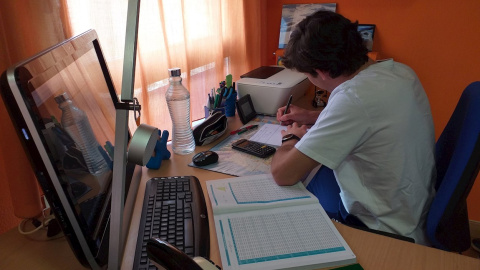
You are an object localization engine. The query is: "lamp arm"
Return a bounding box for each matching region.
[109,0,141,269]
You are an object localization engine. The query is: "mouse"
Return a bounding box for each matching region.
[192,151,219,166]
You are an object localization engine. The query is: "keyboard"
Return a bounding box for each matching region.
[133,176,210,269]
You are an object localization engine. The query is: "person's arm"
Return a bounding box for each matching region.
[276,104,321,126]
[271,123,319,186]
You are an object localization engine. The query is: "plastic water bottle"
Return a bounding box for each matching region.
[166,68,195,155]
[55,92,109,175]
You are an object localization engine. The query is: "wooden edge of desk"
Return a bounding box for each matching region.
[335,222,480,270]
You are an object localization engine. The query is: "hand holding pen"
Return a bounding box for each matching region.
[277,103,321,126]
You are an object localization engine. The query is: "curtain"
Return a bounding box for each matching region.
[0,0,68,233]
[0,0,263,233]
[63,0,262,134]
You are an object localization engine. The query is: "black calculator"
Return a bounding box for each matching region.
[232,139,276,158]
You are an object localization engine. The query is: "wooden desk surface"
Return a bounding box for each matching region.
[1,93,480,269]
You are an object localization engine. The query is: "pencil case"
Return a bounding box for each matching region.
[193,111,228,146]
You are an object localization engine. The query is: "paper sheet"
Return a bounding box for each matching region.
[249,123,287,147]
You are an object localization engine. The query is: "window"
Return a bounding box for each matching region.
[64,0,261,135]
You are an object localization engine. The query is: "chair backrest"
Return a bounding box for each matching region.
[426,81,480,252]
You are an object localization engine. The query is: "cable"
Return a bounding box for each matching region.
[17,215,55,235]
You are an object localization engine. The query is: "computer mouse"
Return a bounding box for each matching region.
[192,151,219,166]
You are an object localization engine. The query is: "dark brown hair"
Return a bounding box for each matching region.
[282,11,368,78]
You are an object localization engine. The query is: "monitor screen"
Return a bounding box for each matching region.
[0,29,135,268]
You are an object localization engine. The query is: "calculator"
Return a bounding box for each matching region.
[232,139,276,158]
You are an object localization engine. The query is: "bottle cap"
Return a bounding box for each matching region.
[54,92,70,104]
[168,68,181,77]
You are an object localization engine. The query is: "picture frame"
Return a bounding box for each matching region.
[357,24,376,52]
[236,94,257,124]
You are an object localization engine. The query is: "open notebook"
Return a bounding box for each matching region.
[207,174,356,270]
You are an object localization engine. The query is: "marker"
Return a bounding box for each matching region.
[230,125,258,135]
[225,88,233,99]
[226,74,233,88]
[238,125,258,134]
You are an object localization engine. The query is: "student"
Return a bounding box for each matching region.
[271,10,436,245]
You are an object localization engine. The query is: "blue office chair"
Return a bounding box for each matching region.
[426,81,480,252]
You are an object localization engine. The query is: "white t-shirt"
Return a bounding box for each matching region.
[296,59,436,245]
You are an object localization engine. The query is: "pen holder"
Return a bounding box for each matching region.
[204,106,225,119]
[225,91,237,117]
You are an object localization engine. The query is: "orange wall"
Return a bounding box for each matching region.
[263,0,480,220]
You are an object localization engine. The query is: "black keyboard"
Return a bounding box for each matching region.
[133,176,210,269]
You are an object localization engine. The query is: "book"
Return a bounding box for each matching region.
[206,174,356,270]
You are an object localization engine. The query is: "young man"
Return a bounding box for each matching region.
[271,10,436,245]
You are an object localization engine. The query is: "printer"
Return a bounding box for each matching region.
[237,66,310,115]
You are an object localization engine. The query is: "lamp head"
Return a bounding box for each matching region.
[128,123,158,166]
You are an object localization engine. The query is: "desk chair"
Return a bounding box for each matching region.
[426,81,480,252]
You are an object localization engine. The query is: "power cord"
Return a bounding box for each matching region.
[17,215,55,235]
[17,195,63,239]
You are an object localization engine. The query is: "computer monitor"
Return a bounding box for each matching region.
[0,29,136,268]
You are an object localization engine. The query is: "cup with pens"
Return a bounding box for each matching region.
[205,75,237,118]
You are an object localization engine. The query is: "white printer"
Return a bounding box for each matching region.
[237,66,310,115]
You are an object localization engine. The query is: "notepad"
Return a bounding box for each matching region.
[206,174,356,270]
[249,123,287,147]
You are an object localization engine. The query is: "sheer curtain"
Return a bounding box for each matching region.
[63,0,262,134]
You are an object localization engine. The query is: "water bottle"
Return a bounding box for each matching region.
[55,92,109,175]
[166,68,195,155]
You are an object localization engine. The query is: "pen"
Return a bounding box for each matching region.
[230,124,258,135]
[283,95,293,115]
[280,95,293,125]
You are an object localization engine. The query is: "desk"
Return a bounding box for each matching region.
[1,94,480,270]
